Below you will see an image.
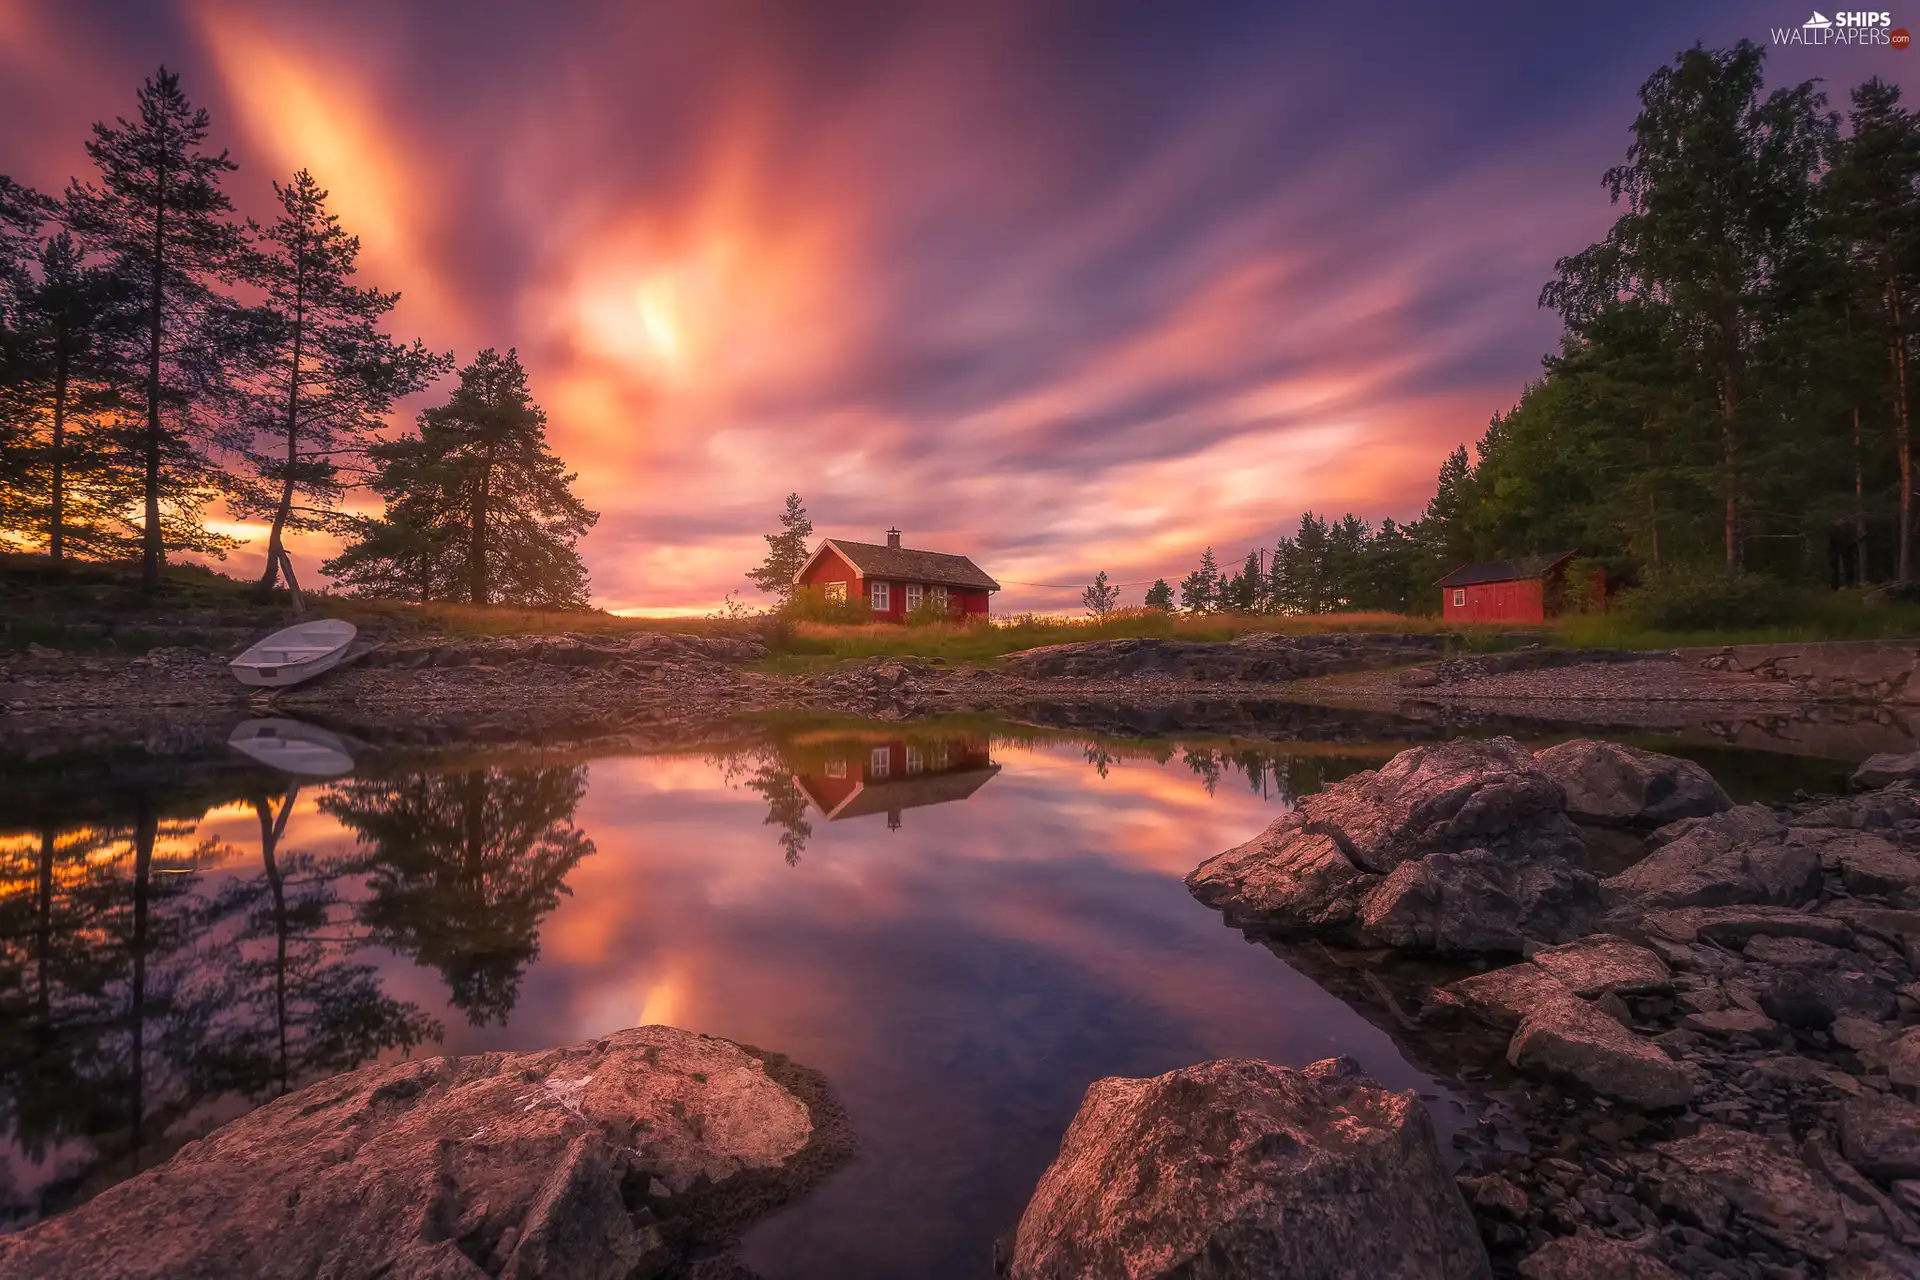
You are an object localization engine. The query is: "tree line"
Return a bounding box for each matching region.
[1099,43,1920,616]
[0,68,595,606]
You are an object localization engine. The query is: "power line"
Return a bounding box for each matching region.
[996,577,1171,589]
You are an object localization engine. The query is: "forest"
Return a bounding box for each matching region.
[1153,43,1920,622]
[0,69,596,608]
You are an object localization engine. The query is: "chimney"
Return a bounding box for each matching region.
[886,527,902,549]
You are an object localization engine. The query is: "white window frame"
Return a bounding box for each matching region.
[1452,589,1466,607]
[869,746,891,778]
[931,584,948,611]
[905,583,924,611]
[932,745,950,770]
[825,758,847,779]
[905,746,923,774]
[823,581,846,603]
[870,581,890,612]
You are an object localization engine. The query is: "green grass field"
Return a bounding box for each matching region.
[6,554,1918,662]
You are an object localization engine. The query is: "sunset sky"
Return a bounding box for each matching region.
[2,1,1911,612]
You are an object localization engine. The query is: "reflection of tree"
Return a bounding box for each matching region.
[195,789,440,1097]
[1082,744,1118,778]
[743,765,811,865]
[1182,747,1224,796]
[0,786,442,1228]
[323,766,595,1025]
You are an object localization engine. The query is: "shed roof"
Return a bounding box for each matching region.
[1434,551,1577,588]
[801,539,1001,592]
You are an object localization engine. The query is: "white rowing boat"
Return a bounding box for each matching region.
[229,618,358,688]
[227,718,356,777]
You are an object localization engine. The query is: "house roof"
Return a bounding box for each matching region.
[796,763,1002,820]
[1434,552,1578,588]
[800,539,1002,592]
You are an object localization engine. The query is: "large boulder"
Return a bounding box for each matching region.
[1002,1056,1489,1280]
[1527,934,1672,998]
[1506,991,1696,1109]
[1854,752,1920,791]
[0,1026,851,1280]
[1289,737,1582,874]
[1357,849,1599,952]
[1533,739,1733,829]
[1517,1234,1681,1280]
[1188,738,1591,953]
[1601,805,1819,912]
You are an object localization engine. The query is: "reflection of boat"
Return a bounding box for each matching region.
[227,718,356,777]
[794,737,999,828]
[229,619,358,688]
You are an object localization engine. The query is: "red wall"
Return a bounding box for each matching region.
[796,549,991,621]
[1440,577,1544,623]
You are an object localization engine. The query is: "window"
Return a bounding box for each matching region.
[870,746,891,778]
[905,583,924,611]
[1452,589,1466,607]
[870,581,890,611]
[905,746,924,774]
[932,745,950,770]
[931,585,948,611]
[824,581,846,603]
[825,758,847,779]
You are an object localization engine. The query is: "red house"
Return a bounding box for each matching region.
[793,528,1000,621]
[793,735,1000,829]
[1436,552,1579,623]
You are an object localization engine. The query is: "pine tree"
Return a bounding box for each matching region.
[0,176,51,538]
[1081,570,1119,616]
[1142,578,1174,611]
[10,232,135,562]
[232,170,450,591]
[65,67,249,590]
[1178,546,1220,612]
[744,492,814,601]
[1827,79,1920,580]
[326,349,596,608]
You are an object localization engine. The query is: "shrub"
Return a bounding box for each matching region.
[781,585,872,625]
[1611,570,1794,631]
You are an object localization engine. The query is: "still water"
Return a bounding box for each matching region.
[0,716,1855,1277]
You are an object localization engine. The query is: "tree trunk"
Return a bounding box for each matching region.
[255,791,296,1095]
[1855,406,1870,585]
[141,144,169,594]
[36,829,53,1021]
[260,249,307,592]
[468,447,493,606]
[1720,375,1740,572]
[49,340,69,564]
[1647,487,1660,570]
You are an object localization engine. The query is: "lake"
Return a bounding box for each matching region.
[0,714,1858,1277]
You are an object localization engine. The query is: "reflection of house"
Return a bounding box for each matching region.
[793,738,1000,829]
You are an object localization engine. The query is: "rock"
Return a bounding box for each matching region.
[1291,737,1582,875]
[1516,1233,1681,1280]
[1855,752,1920,790]
[1750,1054,1866,1094]
[1458,1172,1528,1220]
[1760,967,1897,1029]
[1834,1015,1895,1052]
[1817,832,1920,899]
[1744,934,1850,967]
[1508,993,1696,1109]
[1357,849,1599,953]
[1657,1124,1862,1258]
[1186,821,1373,932]
[1601,805,1820,911]
[1532,739,1733,830]
[0,1026,850,1280]
[1528,934,1672,998]
[1681,1008,1780,1040]
[1842,1093,1920,1182]
[1863,1026,1920,1094]
[1002,1056,1489,1280]
[1399,666,1441,688]
[1629,904,1855,948]
[1821,904,1920,947]
[1432,962,1571,1030]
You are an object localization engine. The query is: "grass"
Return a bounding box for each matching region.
[1550,586,1920,651]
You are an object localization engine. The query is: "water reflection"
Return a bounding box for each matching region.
[0,717,1858,1274]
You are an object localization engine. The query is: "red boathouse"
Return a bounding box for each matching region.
[1435,552,1579,624]
[794,529,1000,621]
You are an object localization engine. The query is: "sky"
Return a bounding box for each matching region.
[2,1,1914,613]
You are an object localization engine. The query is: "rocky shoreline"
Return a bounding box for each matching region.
[1157,736,1920,1278]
